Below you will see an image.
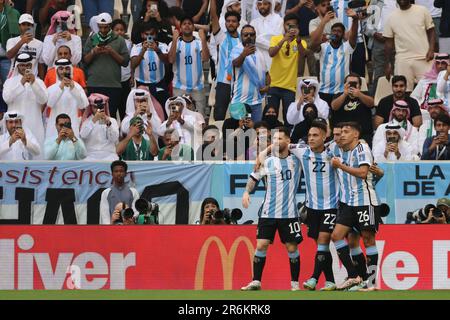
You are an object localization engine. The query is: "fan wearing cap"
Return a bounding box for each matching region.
[372,124,414,162]
[373,100,420,157]
[411,53,449,110]
[43,45,87,89]
[42,11,82,67]
[421,112,450,160]
[121,88,164,141]
[168,16,210,117]
[116,115,159,161]
[2,52,48,153]
[287,78,329,126]
[44,113,87,160]
[45,58,89,139]
[6,13,45,79]
[159,96,196,147]
[79,93,120,161]
[0,111,40,160]
[418,98,450,151]
[83,12,130,120]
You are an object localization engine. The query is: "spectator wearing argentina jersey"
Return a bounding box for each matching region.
[289,120,339,292]
[330,0,367,77]
[310,7,359,108]
[241,127,303,291]
[168,16,210,118]
[329,122,380,292]
[210,0,241,121]
[231,25,270,122]
[131,21,170,111]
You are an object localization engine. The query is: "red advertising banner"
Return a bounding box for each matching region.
[0,225,449,290]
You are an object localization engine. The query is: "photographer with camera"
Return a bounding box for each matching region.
[421,112,450,160]
[43,11,82,67]
[80,93,119,161]
[199,197,243,225]
[44,113,87,160]
[405,198,448,224]
[100,160,140,225]
[117,116,159,161]
[46,58,89,139]
[110,202,136,225]
[0,111,40,160]
[287,78,329,127]
[330,73,375,146]
[373,124,414,161]
[6,14,45,79]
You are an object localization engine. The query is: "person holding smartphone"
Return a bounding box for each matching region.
[160,96,196,147]
[421,113,450,160]
[6,14,45,79]
[44,113,87,160]
[79,93,120,161]
[372,124,414,161]
[330,73,375,146]
[45,58,89,139]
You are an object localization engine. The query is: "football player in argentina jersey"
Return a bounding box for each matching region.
[241,127,303,291]
[330,122,380,291]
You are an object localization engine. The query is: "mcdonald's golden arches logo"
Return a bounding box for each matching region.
[195,236,255,290]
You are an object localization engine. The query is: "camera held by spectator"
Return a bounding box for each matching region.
[112,202,135,225]
[134,198,159,224]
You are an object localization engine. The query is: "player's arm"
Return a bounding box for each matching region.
[242,175,258,209]
[331,157,369,179]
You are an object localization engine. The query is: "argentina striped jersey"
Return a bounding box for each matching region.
[170,38,204,91]
[131,42,169,84]
[333,143,379,207]
[291,146,339,210]
[214,29,240,85]
[250,154,302,219]
[319,41,354,95]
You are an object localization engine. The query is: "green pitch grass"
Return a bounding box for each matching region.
[0,290,449,300]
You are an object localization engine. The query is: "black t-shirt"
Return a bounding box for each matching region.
[286,0,317,37]
[331,94,373,136]
[182,0,204,18]
[376,95,421,123]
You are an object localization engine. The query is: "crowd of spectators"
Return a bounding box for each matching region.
[0,0,449,162]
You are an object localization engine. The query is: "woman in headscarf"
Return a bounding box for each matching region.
[42,11,82,67]
[262,105,283,129]
[80,93,120,161]
[45,58,89,138]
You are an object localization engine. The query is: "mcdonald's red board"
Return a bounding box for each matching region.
[0,225,449,290]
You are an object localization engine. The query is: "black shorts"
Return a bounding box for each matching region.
[257,218,303,244]
[305,208,337,239]
[336,203,379,233]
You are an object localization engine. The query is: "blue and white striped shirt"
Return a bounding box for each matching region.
[169,38,204,91]
[131,42,169,84]
[319,41,354,94]
[333,143,379,207]
[251,154,302,219]
[214,29,240,85]
[291,146,339,210]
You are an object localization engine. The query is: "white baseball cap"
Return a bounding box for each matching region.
[19,14,34,25]
[96,13,112,25]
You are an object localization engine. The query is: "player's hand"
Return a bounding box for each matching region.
[242,191,251,209]
[369,163,384,177]
[331,157,342,169]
